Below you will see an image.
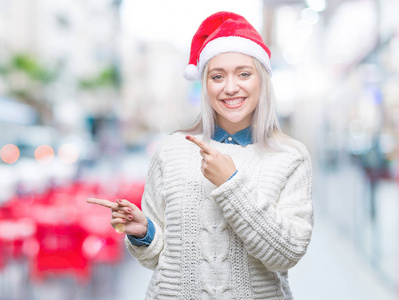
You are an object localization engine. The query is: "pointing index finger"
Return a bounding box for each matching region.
[186,135,214,154]
[86,197,115,209]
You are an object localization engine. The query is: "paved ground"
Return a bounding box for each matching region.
[289,216,395,300]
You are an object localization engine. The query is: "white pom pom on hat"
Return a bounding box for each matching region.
[184,64,200,81]
[184,11,272,81]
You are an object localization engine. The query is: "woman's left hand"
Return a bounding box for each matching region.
[186,135,236,187]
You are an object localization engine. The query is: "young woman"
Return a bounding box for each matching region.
[88,11,313,299]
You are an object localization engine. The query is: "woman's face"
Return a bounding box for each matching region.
[206,52,260,134]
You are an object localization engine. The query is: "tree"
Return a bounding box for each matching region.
[0,53,60,124]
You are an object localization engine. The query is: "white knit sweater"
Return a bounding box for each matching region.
[125,132,313,300]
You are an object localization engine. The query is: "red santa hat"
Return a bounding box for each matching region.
[184,11,272,81]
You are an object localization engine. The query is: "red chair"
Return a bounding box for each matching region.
[30,222,89,282]
[0,240,5,271]
[0,217,37,260]
[0,178,145,286]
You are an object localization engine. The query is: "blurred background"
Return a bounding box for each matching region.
[0,0,398,299]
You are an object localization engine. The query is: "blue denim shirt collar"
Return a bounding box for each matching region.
[212,125,253,146]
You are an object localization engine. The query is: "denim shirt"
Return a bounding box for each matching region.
[213,125,253,146]
[127,126,254,246]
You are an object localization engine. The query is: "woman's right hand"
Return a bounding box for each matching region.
[86,198,148,238]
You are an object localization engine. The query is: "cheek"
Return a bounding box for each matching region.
[206,83,221,103]
[207,82,216,94]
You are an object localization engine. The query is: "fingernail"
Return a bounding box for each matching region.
[122,219,126,223]
[185,135,190,140]
[126,208,132,213]
[128,215,133,220]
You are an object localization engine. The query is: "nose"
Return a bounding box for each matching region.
[224,76,240,95]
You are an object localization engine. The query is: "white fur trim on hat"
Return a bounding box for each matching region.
[198,36,272,78]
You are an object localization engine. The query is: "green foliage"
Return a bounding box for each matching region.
[79,64,120,90]
[5,53,57,84]
[0,53,58,83]
[0,53,120,91]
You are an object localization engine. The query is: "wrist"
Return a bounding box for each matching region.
[132,218,148,238]
[135,218,148,239]
[127,217,155,247]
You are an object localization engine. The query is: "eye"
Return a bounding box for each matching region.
[239,72,251,78]
[211,74,223,80]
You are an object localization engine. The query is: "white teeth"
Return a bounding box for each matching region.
[224,98,244,105]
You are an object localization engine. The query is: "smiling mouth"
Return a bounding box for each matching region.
[221,97,246,108]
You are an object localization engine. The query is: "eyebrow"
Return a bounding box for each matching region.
[208,65,255,73]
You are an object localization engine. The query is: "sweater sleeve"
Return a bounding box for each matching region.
[210,145,313,272]
[124,149,165,270]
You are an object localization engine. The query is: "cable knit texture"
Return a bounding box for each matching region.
[125,132,313,300]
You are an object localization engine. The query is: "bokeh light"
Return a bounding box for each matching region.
[34,145,54,164]
[0,144,20,164]
[58,144,80,164]
[82,236,106,258]
[301,8,319,25]
[306,0,326,12]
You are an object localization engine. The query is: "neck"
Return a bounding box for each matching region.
[217,123,248,135]
[216,117,252,135]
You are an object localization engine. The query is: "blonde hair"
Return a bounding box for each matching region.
[181,57,294,152]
